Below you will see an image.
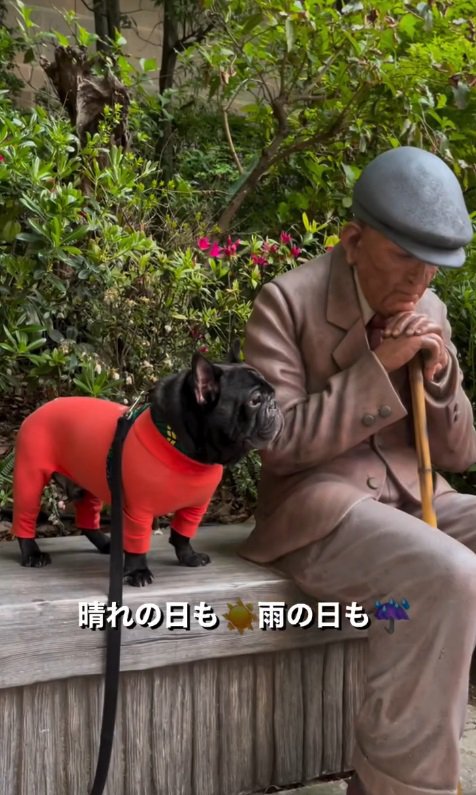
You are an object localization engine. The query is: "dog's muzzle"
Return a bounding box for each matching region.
[251,399,284,447]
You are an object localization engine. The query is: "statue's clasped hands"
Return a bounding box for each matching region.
[375,311,449,382]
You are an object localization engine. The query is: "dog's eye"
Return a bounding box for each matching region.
[248,395,262,407]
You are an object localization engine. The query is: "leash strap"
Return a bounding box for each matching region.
[90,392,182,794]
[89,409,136,795]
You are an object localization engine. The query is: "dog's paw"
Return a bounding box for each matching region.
[177,549,211,567]
[81,530,111,554]
[123,567,154,587]
[22,552,52,568]
[18,539,51,568]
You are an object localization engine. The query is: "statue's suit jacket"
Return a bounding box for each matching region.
[239,244,476,563]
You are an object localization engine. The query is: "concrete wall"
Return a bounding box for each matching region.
[5,0,163,103]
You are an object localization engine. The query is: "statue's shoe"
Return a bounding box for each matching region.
[347,773,368,795]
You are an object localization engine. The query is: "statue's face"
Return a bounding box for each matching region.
[340,222,438,317]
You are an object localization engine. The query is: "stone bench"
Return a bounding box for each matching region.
[0,523,368,795]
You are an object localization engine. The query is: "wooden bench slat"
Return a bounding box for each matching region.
[302,645,325,779]
[0,525,367,689]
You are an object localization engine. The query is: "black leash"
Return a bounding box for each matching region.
[89,406,138,795]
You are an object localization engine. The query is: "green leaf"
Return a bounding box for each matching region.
[140,58,158,73]
[77,25,95,47]
[53,30,70,47]
[0,220,21,242]
[2,326,17,347]
[285,17,295,52]
[25,338,47,351]
[226,155,260,202]
[398,14,419,39]
[16,232,41,243]
[423,9,433,32]
[48,328,64,344]
[342,163,360,187]
[452,82,470,110]
[241,13,263,36]
[19,3,36,29]
[341,2,364,15]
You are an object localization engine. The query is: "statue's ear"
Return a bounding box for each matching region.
[191,351,221,405]
[226,338,242,363]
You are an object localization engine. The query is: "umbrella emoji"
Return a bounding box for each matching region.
[374,598,410,634]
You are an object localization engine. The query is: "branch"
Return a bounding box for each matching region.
[218,11,275,106]
[216,84,368,233]
[216,121,289,233]
[174,22,216,53]
[131,21,162,47]
[271,94,289,136]
[271,84,369,167]
[286,46,347,106]
[223,109,243,174]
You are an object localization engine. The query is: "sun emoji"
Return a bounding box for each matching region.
[223,598,257,634]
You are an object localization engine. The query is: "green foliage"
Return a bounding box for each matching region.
[172,0,476,231]
[1,1,476,508]
[0,92,317,413]
[0,450,14,508]
[0,2,26,94]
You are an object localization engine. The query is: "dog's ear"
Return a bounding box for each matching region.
[226,338,242,364]
[192,351,222,405]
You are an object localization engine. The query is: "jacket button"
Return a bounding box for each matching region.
[362,413,376,426]
[367,477,379,489]
[379,405,392,418]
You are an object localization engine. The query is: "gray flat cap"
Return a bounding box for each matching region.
[352,146,473,267]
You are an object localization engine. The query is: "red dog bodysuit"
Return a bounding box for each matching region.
[12,397,224,554]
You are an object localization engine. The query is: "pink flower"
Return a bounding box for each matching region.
[290,246,302,258]
[0,155,5,163]
[280,231,292,245]
[251,254,269,267]
[198,345,209,353]
[190,326,204,340]
[224,236,240,257]
[208,241,222,258]
[197,236,210,250]
[262,241,279,255]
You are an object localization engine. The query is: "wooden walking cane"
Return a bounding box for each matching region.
[409,353,463,795]
[409,353,437,528]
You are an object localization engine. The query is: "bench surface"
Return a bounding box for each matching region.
[0,523,365,688]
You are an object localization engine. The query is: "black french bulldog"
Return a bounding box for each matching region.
[15,344,283,586]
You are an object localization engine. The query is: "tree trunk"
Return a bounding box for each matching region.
[40,46,130,149]
[107,0,121,42]
[216,133,287,233]
[93,0,108,51]
[159,0,179,94]
[93,0,121,51]
[156,1,179,178]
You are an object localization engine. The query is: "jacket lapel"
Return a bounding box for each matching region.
[326,245,369,370]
